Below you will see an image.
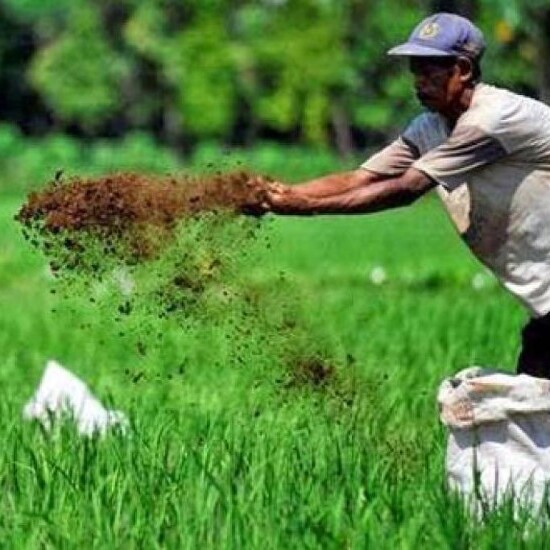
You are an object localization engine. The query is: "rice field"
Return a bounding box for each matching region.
[1,185,545,548]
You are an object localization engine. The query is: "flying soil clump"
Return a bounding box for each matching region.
[16,170,272,333]
[17,171,269,266]
[17,170,340,391]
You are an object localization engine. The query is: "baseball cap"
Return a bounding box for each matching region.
[387,13,485,59]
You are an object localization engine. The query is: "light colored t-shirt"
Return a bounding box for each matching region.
[362,83,550,317]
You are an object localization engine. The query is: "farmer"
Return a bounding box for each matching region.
[249,12,550,379]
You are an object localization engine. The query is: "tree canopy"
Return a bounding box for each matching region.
[0,0,547,153]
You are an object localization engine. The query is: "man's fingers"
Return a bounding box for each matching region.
[266,181,286,194]
[241,176,292,216]
[240,201,269,217]
[246,175,270,189]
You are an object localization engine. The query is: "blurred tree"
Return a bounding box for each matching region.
[1,0,75,35]
[477,0,538,97]
[431,0,478,18]
[161,14,238,138]
[0,0,549,153]
[124,0,239,145]
[244,1,353,148]
[29,2,129,133]
[344,0,427,146]
[0,2,52,134]
[489,0,550,103]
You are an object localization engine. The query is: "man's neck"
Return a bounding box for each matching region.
[442,84,477,128]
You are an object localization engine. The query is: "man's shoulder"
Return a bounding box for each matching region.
[407,111,447,131]
[472,82,541,104]
[403,112,449,155]
[463,83,550,132]
[462,83,550,152]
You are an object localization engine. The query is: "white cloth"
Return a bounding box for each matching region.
[438,367,550,510]
[23,360,128,436]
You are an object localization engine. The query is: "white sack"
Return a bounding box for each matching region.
[23,359,128,436]
[438,367,550,510]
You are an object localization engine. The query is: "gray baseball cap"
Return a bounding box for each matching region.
[388,13,486,59]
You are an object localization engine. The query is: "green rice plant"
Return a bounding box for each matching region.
[0,190,545,547]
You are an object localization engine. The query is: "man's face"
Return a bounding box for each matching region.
[409,56,464,113]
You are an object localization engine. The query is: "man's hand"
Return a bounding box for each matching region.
[241,176,299,216]
[241,168,434,217]
[263,182,311,214]
[240,175,273,216]
[242,170,373,216]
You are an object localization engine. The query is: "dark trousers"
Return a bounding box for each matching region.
[517,312,550,379]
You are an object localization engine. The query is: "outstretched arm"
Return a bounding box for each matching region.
[273,169,383,199]
[264,168,435,215]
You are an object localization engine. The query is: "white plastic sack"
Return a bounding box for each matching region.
[438,367,550,510]
[23,359,128,436]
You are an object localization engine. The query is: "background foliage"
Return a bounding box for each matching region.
[1,0,549,185]
[3,2,550,545]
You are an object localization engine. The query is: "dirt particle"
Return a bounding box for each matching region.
[136,341,147,356]
[286,357,335,388]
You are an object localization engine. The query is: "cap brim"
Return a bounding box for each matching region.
[387,43,454,57]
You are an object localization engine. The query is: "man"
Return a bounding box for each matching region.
[251,12,550,379]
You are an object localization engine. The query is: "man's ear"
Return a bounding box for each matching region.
[456,56,474,82]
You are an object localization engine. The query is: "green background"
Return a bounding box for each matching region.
[2,0,549,546]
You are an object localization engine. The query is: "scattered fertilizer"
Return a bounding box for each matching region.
[17,171,270,266]
[17,170,340,390]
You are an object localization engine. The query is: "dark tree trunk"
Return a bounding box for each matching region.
[331,102,354,158]
[534,8,550,104]
[430,0,478,19]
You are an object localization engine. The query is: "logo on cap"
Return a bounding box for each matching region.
[387,13,485,59]
[418,22,440,39]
